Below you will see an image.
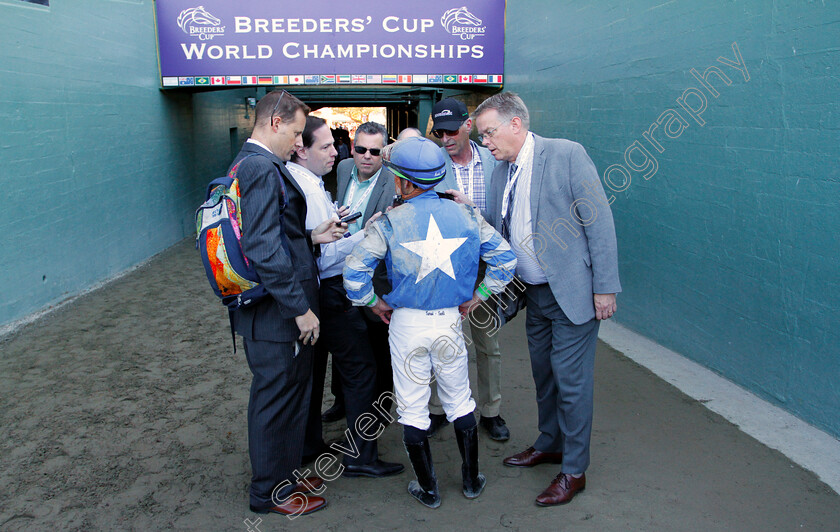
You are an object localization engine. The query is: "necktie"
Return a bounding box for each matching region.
[501,163,518,241]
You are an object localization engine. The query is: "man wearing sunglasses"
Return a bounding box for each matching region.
[425,98,511,443]
[333,122,397,423]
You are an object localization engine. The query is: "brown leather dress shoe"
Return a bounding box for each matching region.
[250,495,327,516]
[502,447,564,467]
[295,476,324,494]
[535,473,586,506]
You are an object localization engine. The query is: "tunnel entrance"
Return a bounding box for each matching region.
[272,85,501,139]
[275,85,501,194]
[285,87,440,141]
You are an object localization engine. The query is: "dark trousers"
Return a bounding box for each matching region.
[525,283,599,475]
[328,363,343,409]
[332,313,394,417]
[304,276,380,465]
[365,316,395,416]
[243,337,312,508]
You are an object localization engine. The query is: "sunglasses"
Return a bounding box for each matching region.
[270,90,288,124]
[432,128,461,139]
[354,146,382,156]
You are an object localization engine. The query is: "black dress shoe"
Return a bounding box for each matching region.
[426,413,450,437]
[321,402,345,423]
[343,459,405,478]
[479,415,510,441]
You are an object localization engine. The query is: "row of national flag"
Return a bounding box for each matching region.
[163,74,503,87]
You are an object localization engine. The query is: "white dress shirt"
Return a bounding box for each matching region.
[286,161,364,279]
[245,138,272,153]
[506,133,548,284]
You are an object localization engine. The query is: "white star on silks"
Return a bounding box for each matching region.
[400,214,468,284]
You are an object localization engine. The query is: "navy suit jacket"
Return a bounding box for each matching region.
[230,141,318,342]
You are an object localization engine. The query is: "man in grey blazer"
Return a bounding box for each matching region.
[332,122,398,420]
[231,90,345,516]
[427,97,511,442]
[454,92,621,506]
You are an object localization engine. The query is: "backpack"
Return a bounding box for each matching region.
[196,155,269,349]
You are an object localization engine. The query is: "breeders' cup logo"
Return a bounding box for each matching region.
[441,7,486,40]
[177,6,225,40]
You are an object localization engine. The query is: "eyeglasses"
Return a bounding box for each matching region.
[432,128,461,139]
[354,146,382,156]
[270,90,288,125]
[477,119,511,143]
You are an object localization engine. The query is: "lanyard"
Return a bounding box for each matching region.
[501,135,533,218]
[454,143,477,198]
[345,172,379,214]
[460,160,475,198]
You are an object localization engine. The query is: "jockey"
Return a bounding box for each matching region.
[343,137,517,508]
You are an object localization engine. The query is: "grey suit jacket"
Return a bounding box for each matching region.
[336,158,395,319]
[434,142,498,202]
[336,158,396,224]
[230,142,318,342]
[486,134,621,325]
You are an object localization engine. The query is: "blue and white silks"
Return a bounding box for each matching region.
[343,190,517,310]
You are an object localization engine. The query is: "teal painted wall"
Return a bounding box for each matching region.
[0,1,255,327]
[505,1,840,436]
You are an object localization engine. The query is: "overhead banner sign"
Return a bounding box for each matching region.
[153,0,505,88]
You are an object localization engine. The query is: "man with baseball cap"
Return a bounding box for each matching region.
[344,137,518,508]
[427,97,511,442]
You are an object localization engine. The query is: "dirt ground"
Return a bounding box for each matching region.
[1,239,838,531]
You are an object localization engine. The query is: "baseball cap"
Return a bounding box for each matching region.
[431,98,469,131]
[383,137,446,190]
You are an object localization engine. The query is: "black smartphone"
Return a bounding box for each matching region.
[339,211,362,224]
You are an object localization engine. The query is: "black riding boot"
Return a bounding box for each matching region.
[455,424,486,498]
[403,437,441,508]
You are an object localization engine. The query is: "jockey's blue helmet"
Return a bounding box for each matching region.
[383,137,446,190]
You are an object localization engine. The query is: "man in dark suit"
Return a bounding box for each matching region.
[454,92,621,506]
[231,90,346,516]
[288,116,403,478]
[325,122,397,422]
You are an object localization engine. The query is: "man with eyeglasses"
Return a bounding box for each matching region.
[451,92,621,507]
[424,98,511,443]
[230,90,347,516]
[331,121,397,422]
